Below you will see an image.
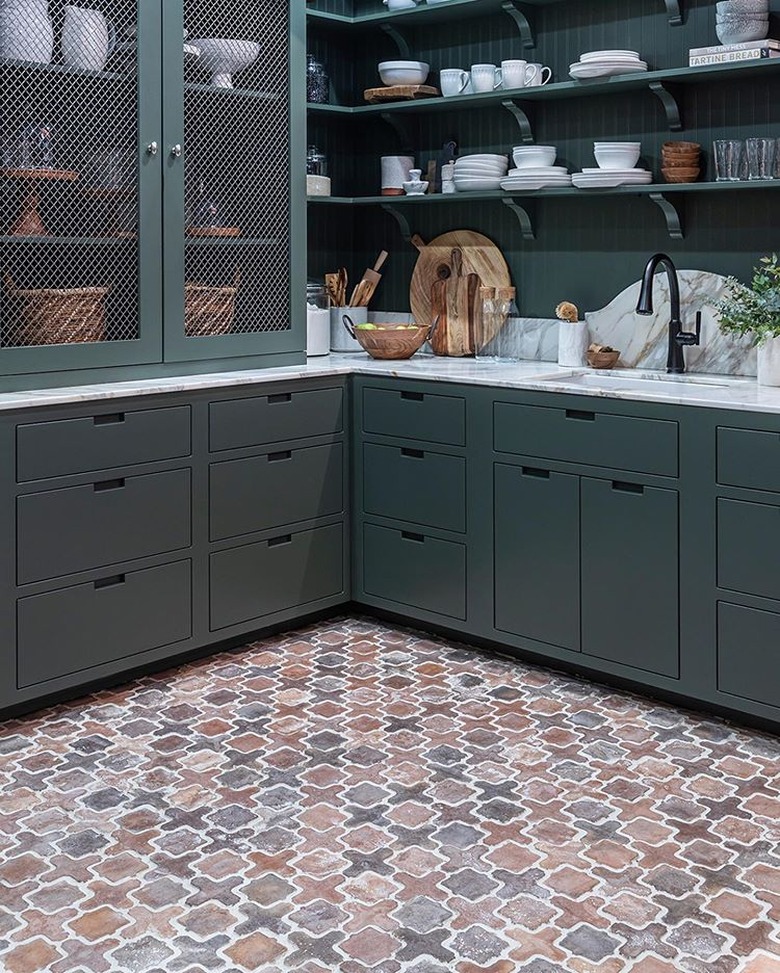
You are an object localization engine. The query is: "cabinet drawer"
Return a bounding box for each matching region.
[17,560,191,688]
[363,443,465,533]
[363,524,466,620]
[210,444,343,541]
[362,387,466,446]
[718,498,780,600]
[718,427,780,493]
[718,602,780,709]
[209,388,343,451]
[17,470,191,584]
[210,524,344,630]
[494,402,678,476]
[17,406,191,482]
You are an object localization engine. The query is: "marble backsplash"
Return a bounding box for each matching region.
[371,270,756,377]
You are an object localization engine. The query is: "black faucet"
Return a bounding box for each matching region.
[636,253,702,374]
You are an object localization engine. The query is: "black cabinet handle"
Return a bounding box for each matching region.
[94,574,125,590]
[401,448,424,459]
[612,480,644,494]
[268,534,292,547]
[522,466,551,479]
[268,392,292,404]
[93,478,125,492]
[400,390,424,401]
[565,409,596,421]
[93,412,125,426]
[268,450,292,462]
[401,531,425,543]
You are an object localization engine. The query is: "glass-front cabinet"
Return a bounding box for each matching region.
[0,0,302,379]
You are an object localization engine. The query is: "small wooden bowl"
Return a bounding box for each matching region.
[661,155,700,168]
[587,349,620,369]
[662,167,700,183]
[662,141,701,154]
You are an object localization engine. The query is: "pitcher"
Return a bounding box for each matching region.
[0,0,54,64]
[61,5,116,72]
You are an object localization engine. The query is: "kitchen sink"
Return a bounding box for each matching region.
[538,370,745,397]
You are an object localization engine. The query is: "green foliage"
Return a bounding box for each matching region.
[715,254,780,345]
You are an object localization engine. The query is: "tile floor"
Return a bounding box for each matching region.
[0,616,779,973]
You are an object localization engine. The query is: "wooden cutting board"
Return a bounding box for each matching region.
[364,85,439,103]
[410,230,512,349]
[430,249,482,357]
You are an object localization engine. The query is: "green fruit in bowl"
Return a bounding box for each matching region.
[354,323,378,330]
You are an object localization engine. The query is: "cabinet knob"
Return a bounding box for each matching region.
[146,141,158,156]
[171,144,183,158]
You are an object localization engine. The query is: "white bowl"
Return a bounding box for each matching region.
[191,38,260,88]
[594,141,641,149]
[457,153,509,164]
[378,60,430,85]
[454,160,508,172]
[716,19,769,42]
[513,145,557,168]
[594,145,642,169]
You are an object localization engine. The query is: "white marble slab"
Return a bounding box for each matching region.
[3,354,780,416]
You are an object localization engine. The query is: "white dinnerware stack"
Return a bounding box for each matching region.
[572,141,652,188]
[569,50,648,79]
[453,154,509,191]
[501,144,572,190]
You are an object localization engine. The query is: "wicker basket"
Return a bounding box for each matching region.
[3,275,108,346]
[184,270,241,338]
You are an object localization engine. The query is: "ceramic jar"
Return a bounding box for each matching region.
[61,5,116,72]
[0,0,54,64]
[757,335,780,386]
[558,321,589,367]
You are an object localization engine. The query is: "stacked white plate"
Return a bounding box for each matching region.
[453,154,509,192]
[572,168,652,188]
[570,50,648,79]
[501,166,572,190]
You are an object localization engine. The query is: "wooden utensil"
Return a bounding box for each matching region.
[411,230,511,346]
[430,248,483,357]
[349,250,389,307]
[325,273,342,307]
[338,267,348,307]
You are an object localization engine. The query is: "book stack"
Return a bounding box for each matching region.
[690,38,780,67]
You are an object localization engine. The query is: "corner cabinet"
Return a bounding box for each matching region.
[0,0,304,382]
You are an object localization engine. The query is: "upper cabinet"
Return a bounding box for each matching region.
[0,0,304,379]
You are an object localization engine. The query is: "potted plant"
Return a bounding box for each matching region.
[715,254,780,386]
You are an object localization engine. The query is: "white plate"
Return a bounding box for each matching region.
[507,166,569,175]
[580,50,640,61]
[581,167,647,174]
[454,161,508,171]
[572,173,652,188]
[457,154,509,163]
[570,61,647,79]
[454,180,503,191]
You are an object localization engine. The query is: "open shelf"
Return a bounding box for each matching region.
[184,82,281,101]
[0,56,128,82]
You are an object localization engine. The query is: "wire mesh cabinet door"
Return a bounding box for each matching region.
[0,0,164,377]
[161,0,305,363]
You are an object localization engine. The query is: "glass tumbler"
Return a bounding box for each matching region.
[713,139,745,182]
[746,138,776,181]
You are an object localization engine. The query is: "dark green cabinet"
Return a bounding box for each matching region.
[717,498,780,602]
[718,601,780,709]
[494,464,580,652]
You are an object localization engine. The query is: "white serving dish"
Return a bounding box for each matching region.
[580,49,640,61]
[191,38,261,88]
[569,61,647,79]
[378,60,430,85]
[572,171,652,187]
[454,177,504,190]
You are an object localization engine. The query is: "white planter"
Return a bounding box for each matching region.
[558,320,589,367]
[757,335,780,386]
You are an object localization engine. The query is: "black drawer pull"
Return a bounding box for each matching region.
[268,534,292,547]
[566,409,596,422]
[401,448,424,459]
[93,412,125,426]
[93,477,125,492]
[612,480,644,495]
[401,531,425,543]
[94,574,126,590]
[522,466,550,479]
[268,392,292,404]
[400,391,424,402]
[268,450,292,463]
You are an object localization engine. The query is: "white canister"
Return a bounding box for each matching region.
[757,335,780,386]
[306,175,331,197]
[307,306,330,356]
[61,5,115,72]
[558,320,589,367]
[330,306,367,352]
[381,156,414,196]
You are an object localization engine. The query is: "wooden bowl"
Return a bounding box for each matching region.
[350,324,431,360]
[662,141,701,154]
[587,349,620,369]
[662,167,700,183]
[662,155,701,167]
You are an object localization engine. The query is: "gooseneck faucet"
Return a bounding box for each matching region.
[636,253,702,374]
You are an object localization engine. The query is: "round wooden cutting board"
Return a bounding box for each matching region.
[410,229,512,334]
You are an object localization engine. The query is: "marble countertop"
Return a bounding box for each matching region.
[2,354,780,414]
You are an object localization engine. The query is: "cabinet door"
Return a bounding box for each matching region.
[0,0,163,374]
[161,0,304,361]
[494,464,580,652]
[581,478,679,678]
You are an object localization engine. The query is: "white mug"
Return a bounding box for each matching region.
[497,59,539,90]
[440,68,469,97]
[470,63,500,93]
[526,63,553,86]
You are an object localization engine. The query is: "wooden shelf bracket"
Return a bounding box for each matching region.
[664,0,683,26]
[501,1,535,49]
[380,202,414,243]
[501,100,534,144]
[503,197,535,240]
[379,111,415,151]
[649,81,683,131]
[649,192,684,239]
[380,24,411,58]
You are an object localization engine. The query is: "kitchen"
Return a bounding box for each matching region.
[0,0,779,970]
